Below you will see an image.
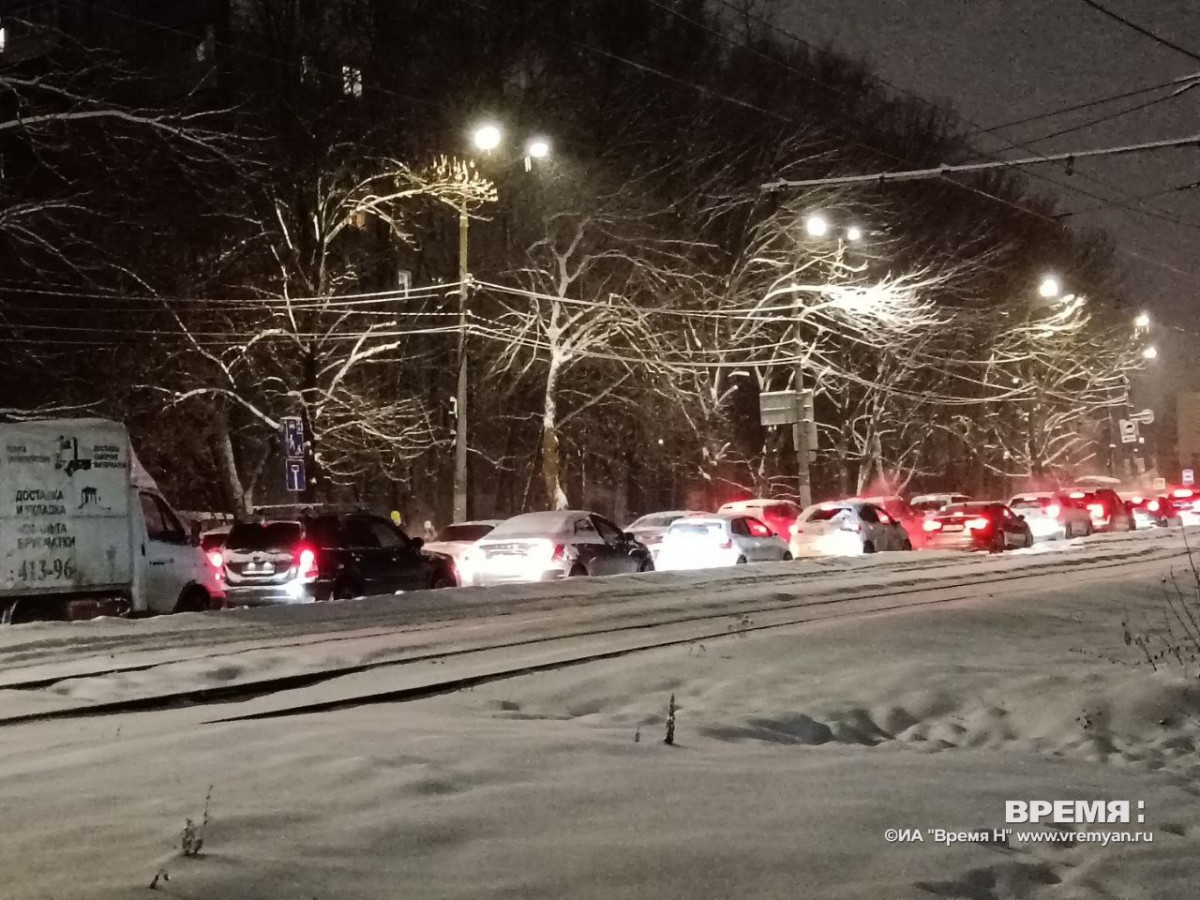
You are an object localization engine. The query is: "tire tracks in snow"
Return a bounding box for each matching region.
[0,538,1183,728]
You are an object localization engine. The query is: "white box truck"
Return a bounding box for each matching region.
[0,419,224,623]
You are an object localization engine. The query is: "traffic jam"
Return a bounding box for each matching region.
[199,480,1200,609]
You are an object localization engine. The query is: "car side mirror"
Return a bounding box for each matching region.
[190,521,202,546]
[411,536,425,551]
[623,532,636,542]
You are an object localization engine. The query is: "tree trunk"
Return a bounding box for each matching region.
[834,430,851,497]
[542,359,568,509]
[215,410,252,515]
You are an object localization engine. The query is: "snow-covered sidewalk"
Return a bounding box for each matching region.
[1,534,1199,898]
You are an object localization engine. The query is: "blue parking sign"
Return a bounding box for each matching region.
[283,416,305,459]
[285,459,306,492]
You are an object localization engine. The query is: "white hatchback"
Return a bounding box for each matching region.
[790,501,912,557]
[655,513,791,571]
[1007,492,1092,540]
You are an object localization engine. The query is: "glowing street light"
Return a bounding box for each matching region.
[1037,275,1061,299]
[846,224,864,242]
[805,214,830,238]
[1134,312,1151,330]
[527,137,550,159]
[471,123,502,152]
[1142,345,1159,360]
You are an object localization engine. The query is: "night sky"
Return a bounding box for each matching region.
[785,0,1200,402]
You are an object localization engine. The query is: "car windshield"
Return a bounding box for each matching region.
[437,524,494,542]
[226,521,302,551]
[941,503,992,516]
[668,520,724,536]
[806,506,849,522]
[487,511,578,538]
[1009,497,1052,511]
[911,499,947,512]
[630,513,688,528]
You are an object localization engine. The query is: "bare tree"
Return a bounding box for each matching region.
[144,156,494,507]
[480,192,702,509]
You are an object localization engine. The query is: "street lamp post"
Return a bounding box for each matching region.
[453,192,471,523]
[451,122,548,523]
[791,213,864,509]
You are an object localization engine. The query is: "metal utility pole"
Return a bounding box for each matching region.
[792,297,812,509]
[792,366,812,508]
[452,198,470,523]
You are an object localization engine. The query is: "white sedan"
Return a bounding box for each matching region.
[625,510,709,559]
[655,513,791,571]
[1007,493,1092,540]
[790,501,912,557]
[422,520,503,586]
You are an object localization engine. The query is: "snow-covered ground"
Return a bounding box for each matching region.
[2,529,1199,898]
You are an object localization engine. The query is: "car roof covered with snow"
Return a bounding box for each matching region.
[718,498,797,510]
[483,510,597,538]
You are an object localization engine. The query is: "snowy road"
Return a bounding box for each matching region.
[3,527,1200,899]
[0,528,1191,726]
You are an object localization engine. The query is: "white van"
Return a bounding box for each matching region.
[0,419,224,623]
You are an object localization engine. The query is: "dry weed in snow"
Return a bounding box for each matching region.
[1123,544,1200,674]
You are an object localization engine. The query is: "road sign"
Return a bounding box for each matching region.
[1185,468,1196,487]
[1129,408,1155,426]
[759,391,799,427]
[1153,477,1167,492]
[759,389,814,428]
[1118,419,1139,444]
[282,416,305,459]
[285,459,306,492]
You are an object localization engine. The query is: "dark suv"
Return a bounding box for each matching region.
[221,513,456,606]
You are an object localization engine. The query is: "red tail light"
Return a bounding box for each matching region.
[206,550,223,570]
[551,544,565,562]
[295,544,318,578]
[1147,499,1160,512]
[922,519,943,532]
[1045,503,1061,518]
[966,517,990,531]
[1087,503,1105,519]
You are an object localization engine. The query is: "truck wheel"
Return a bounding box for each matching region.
[173,587,211,614]
[5,599,65,624]
[568,564,588,578]
[430,572,455,590]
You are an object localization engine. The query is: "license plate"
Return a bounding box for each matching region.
[489,554,526,569]
[942,525,963,532]
[245,563,275,574]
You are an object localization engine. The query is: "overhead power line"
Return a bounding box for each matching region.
[761,132,1200,190]
[1073,0,1200,64]
[971,72,1200,136]
[670,1,1200,254]
[1016,81,1199,147]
